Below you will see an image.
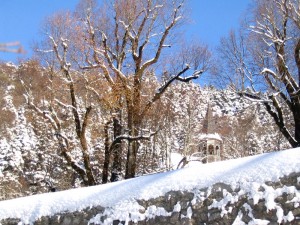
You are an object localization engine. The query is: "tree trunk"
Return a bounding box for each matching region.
[294,39,300,85]
[125,129,139,179]
[264,100,299,148]
[125,102,140,179]
[125,84,141,179]
[102,121,111,183]
[110,117,123,182]
[293,39,300,145]
[79,106,96,186]
[291,101,300,147]
[60,146,89,186]
[80,138,96,186]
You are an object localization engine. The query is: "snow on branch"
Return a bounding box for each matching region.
[26,97,61,131]
[238,91,272,103]
[140,1,184,73]
[36,49,54,53]
[263,93,298,146]
[21,79,62,131]
[175,69,204,82]
[109,129,159,153]
[156,66,202,95]
[54,132,70,149]
[101,30,129,88]
[139,66,202,121]
[54,98,76,110]
[261,68,278,78]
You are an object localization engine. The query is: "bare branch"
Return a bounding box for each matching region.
[109,129,159,153]
[0,42,24,53]
[139,1,184,73]
[140,66,202,120]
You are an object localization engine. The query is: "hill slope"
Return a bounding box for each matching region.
[0,148,300,224]
[0,70,290,199]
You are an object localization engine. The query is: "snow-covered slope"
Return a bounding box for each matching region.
[0,148,299,224]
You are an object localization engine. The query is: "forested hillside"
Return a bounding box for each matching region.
[0,61,289,200]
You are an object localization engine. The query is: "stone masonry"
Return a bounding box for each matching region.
[1,172,300,225]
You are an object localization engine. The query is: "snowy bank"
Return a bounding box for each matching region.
[0,148,300,224]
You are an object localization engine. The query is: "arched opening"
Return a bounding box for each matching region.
[208,144,214,155]
[216,145,220,156]
[203,143,206,154]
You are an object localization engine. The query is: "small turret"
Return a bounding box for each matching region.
[199,104,223,163]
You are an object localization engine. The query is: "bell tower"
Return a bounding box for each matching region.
[199,104,223,163]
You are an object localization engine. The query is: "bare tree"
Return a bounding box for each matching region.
[72,0,210,178]
[30,0,210,183]
[216,0,300,148]
[23,12,105,186]
[214,28,260,91]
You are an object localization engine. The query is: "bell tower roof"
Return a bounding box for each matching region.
[201,104,214,134]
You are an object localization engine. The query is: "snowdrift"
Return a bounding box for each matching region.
[0,148,300,224]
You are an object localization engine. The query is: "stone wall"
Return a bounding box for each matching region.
[1,172,300,225]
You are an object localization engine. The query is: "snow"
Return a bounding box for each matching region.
[209,189,237,217]
[173,201,181,212]
[170,152,183,169]
[0,148,300,224]
[199,133,222,141]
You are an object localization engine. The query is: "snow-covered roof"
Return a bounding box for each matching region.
[199,133,222,141]
[0,148,299,224]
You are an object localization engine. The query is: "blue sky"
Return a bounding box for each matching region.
[0,0,251,63]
